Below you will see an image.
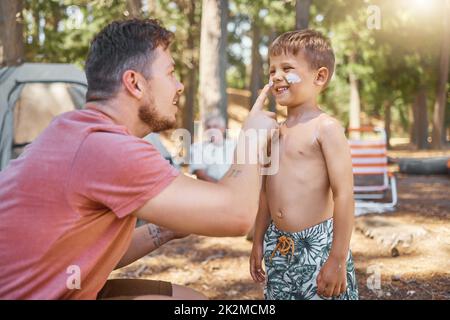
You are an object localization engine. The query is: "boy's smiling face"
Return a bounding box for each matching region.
[269,52,328,108]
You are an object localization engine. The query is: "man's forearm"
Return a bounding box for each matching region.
[218,130,268,224]
[115,224,174,269]
[330,194,355,260]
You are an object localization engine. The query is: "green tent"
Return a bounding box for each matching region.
[0,63,87,170]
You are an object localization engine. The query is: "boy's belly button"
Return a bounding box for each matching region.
[277,209,284,218]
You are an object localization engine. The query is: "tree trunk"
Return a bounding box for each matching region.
[349,72,361,129]
[32,5,40,47]
[198,0,229,126]
[0,0,24,66]
[51,3,61,31]
[268,29,277,114]
[250,14,263,106]
[348,53,361,138]
[146,0,156,16]
[127,0,142,18]
[25,1,40,61]
[412,86,429,150]
[409,105,417,146]
[384,100,392,149]
[181,0,198,136]
[295,0,311,30]
[431,0,450,149]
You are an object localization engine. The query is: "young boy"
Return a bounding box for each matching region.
[250,29,359,300]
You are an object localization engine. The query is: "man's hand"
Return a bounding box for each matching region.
[316,255,347,298]
[241,84,278,160]
[250,243,266,283]
[243,84,278,132]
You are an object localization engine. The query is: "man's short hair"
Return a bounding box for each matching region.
[85,19,173,101]
[269,29,335,86]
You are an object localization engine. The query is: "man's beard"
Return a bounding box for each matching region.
[138,97,176,133]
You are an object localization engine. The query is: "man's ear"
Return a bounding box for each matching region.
[122,70,143,99]
[314,67,329,87]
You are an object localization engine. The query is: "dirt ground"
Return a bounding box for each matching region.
[110,152,450,300]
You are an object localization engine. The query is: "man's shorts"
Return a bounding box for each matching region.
[97,279,173,300]
[263,218,359,300]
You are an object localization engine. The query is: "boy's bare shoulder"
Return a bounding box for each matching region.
[317,113,345,141]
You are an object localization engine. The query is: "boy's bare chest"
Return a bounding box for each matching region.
[277,123,321,161]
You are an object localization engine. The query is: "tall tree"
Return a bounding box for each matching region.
[267,29,278,113]
[23,0,128,66]
[146,0,156,16]
[383,100,392,149]
[126,0,143,18]
[316,1,372,132]
[431,0,450,148]
[198,0,229,125]
[348,52,361,132]
[178,0,200,136]
[412,86,429,149]
[295,0,311,30]
[0,0,24,66]
[249,9,263,106]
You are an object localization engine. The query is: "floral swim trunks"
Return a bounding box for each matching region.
[263,218,359,300]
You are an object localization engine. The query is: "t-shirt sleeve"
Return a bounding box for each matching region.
[68,132,180,218]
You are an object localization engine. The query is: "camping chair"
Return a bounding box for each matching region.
[347,127,397,216]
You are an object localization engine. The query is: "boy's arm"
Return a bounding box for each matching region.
[317,118,355,297]
[253,183,271,245]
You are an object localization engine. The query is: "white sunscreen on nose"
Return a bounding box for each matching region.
[285,73,301,84]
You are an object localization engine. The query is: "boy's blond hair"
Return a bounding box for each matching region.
[269,29,335,87]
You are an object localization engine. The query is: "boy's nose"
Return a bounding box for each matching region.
[271,71,285,83]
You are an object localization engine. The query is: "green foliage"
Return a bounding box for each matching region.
[23,0,129,67]
[21,0,447,138]
[315,0,444,134]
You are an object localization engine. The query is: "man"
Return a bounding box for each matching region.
[189,113,236,182]
[0,19,277,299]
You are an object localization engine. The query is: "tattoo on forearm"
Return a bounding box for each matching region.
[147,224,162,248]
[228,169,242,178]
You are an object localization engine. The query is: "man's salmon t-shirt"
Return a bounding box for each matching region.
[0,108,179,299]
